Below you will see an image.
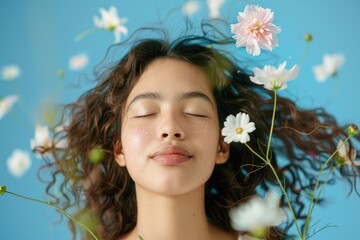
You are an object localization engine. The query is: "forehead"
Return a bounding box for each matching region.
[126,58,214,102]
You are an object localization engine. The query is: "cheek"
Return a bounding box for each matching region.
[122,126,151,154]
[195,122,219,141]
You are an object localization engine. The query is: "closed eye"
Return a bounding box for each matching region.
[184,113,208,118]
[134,113,158,118]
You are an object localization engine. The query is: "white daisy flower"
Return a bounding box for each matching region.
[0,95,19,120]
[336,139,359,166]
[221,112,256,144]
[313,54,345,82]
[182,1,200,16]
[1,65,21,81]
[69,53,89,71]
[93,6,128,43]
[250,61,300,91]
[7,149,32,177]
[229,190,287,233]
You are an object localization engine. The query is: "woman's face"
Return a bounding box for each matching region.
[116,58,229,196]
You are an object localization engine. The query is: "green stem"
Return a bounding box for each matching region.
[266,162,302,238]
[302,135,351,238]
[266,90,277,161]
[74,28,101,42]
[5,190,99,240]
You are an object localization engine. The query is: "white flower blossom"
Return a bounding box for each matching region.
[336,139,359,166]
[221,112,256,144]
[69,53,89,71]
[1,65,21,80]
[30,125,52,155]
[229,190,287,233]
[93,6,128,43]
[7,149,32,177]
[0,95,19,119]
[230,5,281,56]
[207,0,225,18]
[313,54,345,82]
[250,61,300,90]
[182,1,200,16]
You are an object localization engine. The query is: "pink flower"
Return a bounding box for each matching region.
[231,5,281,56]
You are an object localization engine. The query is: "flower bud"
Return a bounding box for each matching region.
[0,185,6,196]
[304,33,313,42]
[347,124,358,136]
[88,146,105,164]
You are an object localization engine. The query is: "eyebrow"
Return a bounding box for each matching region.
[126,91,214,112]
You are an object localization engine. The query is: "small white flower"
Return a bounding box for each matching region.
[69,53,89,71]
[0,95,19,119]
[221,112,256,144]
[336,139,359,166]
[230,5,281,56]
[313,54,345,82]
[30,125,52,153]
[182,1,200,16]
[7,149,32,177]
[1,65,21,81]
[229,190,287,233]
[207,0,225,18]
[250,61,300,90]
[93,6,128,43]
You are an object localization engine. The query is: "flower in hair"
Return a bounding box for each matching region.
[250,61,299,90]
[336,139,359,166]
[221,112,256,144]
[229,190,287,237]
[93,6,128,43]
[230,5,281,56]
[7,149,32,177]
[313,53,345,82]
[0,95,18,120]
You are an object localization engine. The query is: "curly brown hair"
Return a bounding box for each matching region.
[38,24,360,240]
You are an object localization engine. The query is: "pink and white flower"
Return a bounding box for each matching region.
[250,61,300,91]
[230,5,281,56]
[7,149,32,177]
[313,54,345,82]
[93,6,128,43]
[221,112,256,144]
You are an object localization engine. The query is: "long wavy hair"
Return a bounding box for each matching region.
[38,24,360,240]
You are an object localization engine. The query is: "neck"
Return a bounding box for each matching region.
[133,185,212,240]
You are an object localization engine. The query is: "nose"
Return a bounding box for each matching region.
[158,112,185,141]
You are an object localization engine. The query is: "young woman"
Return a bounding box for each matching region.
[39,26,359,240]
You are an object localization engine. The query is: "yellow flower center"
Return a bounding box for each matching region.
[249,21,265,37]
[236,127,243,134]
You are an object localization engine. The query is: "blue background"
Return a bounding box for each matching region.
[1,0,359,239]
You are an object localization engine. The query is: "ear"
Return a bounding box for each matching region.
[215,136,230,164]
[114,142,126,167]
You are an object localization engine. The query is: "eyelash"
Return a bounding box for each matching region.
[134,113,207,118]
[184,113,208,118]
[134,113,157,118]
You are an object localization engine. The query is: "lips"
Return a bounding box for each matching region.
[150,146,192,165]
